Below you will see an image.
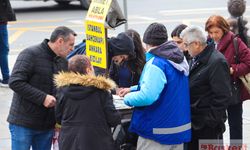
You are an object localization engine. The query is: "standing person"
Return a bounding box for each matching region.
[0,0,16,87]
[205,15,250,147]
[54,55,121,150]
[109,29,145,149]
[171,24,191,62]
[180,26,232,150]
[119,22,191,150]
[109,29,145,88]
[171,23,191,150]
[7,26,76,150]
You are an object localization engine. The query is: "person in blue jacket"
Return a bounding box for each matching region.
[119,22,191,150]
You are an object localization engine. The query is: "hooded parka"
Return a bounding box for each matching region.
[54,72,121,150]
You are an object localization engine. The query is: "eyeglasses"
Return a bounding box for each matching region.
[183,41,195,48]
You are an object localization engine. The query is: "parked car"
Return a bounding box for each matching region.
[13,0,91,9]
[59,0,91,9]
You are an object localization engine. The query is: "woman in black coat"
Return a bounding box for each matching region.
[54,55,121,150]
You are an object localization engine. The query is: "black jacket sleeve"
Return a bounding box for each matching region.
[55,88,65,125]
[102,92,121,127]
[209,57,232,109]
[9,49,47,106]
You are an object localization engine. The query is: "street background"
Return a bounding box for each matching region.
[0,0,250,149]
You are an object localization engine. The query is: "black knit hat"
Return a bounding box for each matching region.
[108,32,135,57]
[143,22,168,46]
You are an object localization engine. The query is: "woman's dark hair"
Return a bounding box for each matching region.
[125,29,146,79]
[171,24,187,38]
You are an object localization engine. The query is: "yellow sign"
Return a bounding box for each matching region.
[85,21,107,68]
[85,0,112,69]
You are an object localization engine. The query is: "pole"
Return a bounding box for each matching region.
[123,0,128,31]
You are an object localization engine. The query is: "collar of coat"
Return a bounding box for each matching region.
[54,72,117,91]
[217,31,234,52]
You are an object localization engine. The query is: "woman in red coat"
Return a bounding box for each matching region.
[205,15,250,146]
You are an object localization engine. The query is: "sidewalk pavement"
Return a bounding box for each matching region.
[1,55,250,149]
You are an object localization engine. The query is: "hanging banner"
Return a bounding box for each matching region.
[85,0,112,69]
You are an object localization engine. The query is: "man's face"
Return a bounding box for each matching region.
[112,55,129,65]
[58,34,75,58]
[183,38,200,57]
[172,36,188,52]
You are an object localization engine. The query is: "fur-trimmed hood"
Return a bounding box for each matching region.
[54,72,116,91]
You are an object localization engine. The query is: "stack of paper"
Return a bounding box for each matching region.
[112,95,131,110]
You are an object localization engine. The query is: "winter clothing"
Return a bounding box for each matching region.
[0,0,16,22]
[217,31,250,101]
[109,61,141,88]
[124,41,191,145]
[108,32,135,57]
[143,23,168,46]
[188,43,231,150]
[7,39,68,130]
[150,41,184,64]
[189,43,231,131]
[216,31,250,145]
[54,72,121,150]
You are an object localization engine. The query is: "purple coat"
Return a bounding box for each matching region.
[217,31,250,101]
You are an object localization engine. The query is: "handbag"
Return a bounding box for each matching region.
[233,37,250,95]
[239,74,250,94]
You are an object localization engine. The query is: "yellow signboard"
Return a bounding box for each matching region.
[85,21,107,68]
[86,0,112,23]
[85,0,112,69]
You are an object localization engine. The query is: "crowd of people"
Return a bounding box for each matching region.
[1,0,250,150]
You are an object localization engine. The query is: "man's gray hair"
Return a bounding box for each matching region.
[180,26,207,46]
[50,26,77,43]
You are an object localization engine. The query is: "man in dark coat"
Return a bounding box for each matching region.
[0,0,16,87]
[55,55,121,150]
[181,26,232,150]
[7,26,76,150]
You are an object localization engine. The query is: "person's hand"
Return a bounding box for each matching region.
[43,95,56,108]
[115,88,123,95]
[230,67,234,75]
[118,88,130,97]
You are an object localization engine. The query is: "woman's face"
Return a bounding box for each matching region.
[208,26,224,43]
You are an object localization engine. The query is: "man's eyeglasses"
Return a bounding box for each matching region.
[183,41,195,48]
